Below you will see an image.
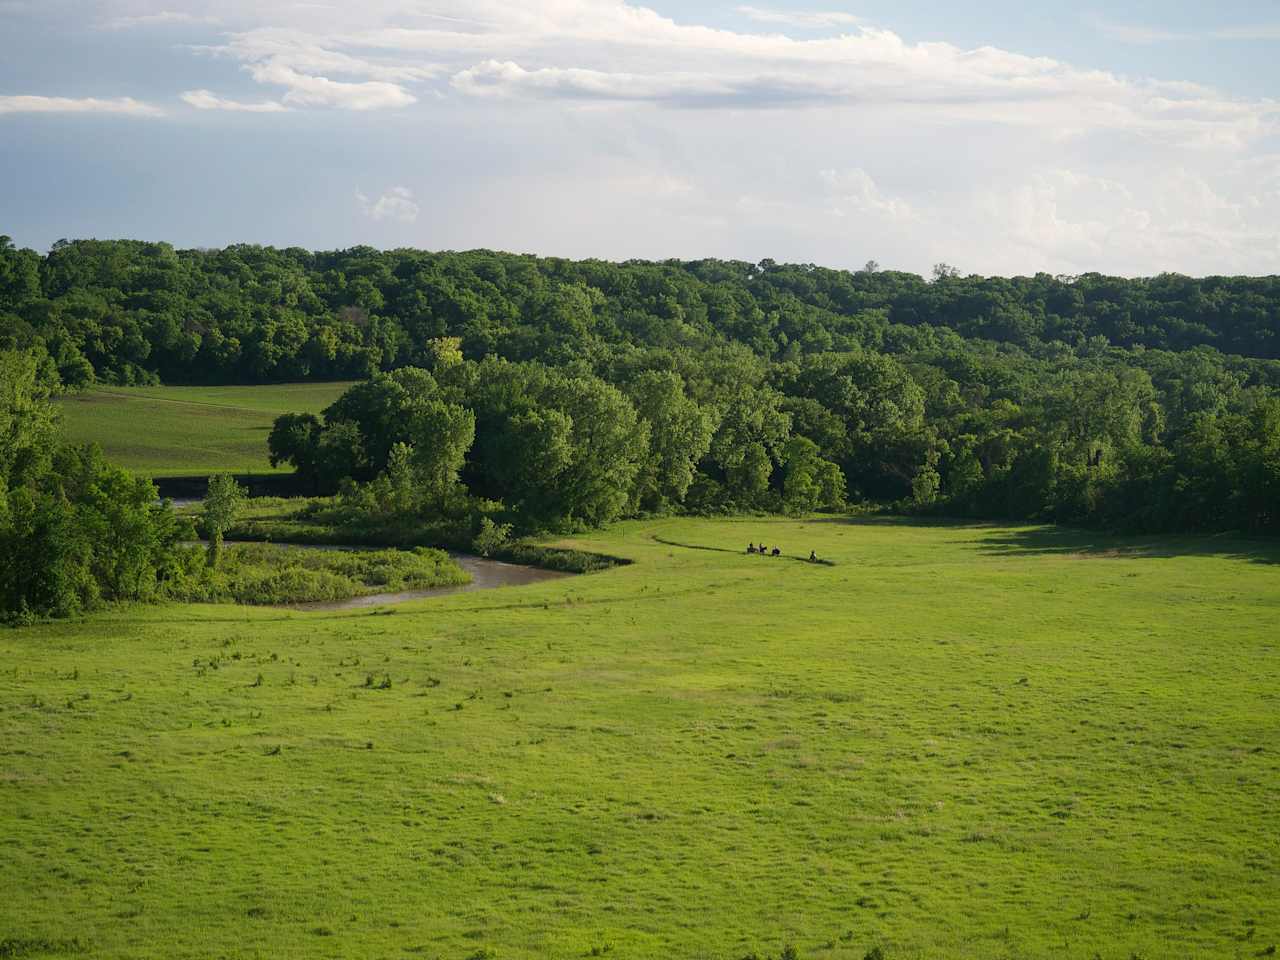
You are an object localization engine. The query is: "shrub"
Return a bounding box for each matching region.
[166,543,469,606]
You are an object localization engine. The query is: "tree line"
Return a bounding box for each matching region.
[0,349,187,618]
[3,236,1279,563]
[4,237,1280,387]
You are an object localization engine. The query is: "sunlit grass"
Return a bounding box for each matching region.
[54,383,354,476]
[2,517,1277,958]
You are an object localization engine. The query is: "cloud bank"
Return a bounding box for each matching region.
[0,94,163,116]
[180,89,286,112]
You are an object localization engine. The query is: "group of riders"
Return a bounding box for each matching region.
[747,543,820,563]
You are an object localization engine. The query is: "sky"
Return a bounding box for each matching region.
[1,0,1279,276]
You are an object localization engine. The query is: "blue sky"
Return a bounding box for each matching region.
[2,1,1278,275]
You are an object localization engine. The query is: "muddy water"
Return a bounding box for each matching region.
[285,553,572,612]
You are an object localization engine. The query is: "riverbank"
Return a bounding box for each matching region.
[170,542,468,606]
[202,497,631,575]
[285,553,572,611]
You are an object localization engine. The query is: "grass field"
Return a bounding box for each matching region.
[55,383,355,476]
[2,517,1278,959]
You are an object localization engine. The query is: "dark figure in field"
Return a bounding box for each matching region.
[747,543,756,554]
[809,550,817,562]
[771,547,781,557]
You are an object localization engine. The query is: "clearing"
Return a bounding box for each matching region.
[54,382,354,477]
[1,517,1277,959]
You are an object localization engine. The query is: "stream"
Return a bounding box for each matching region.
[285,552,572,612]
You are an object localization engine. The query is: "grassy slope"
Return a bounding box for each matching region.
[1,518,1277,960]
[55,383,355,476]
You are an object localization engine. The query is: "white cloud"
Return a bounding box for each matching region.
[819,168,916,222]
[11,0,1280,273]
[246,63,416,109]
[0,95,163,116]
[172,3,1278,142]
[215,29,442,84]
[449,59,848,106]
[180,89,287,112]
[737,6,862,29]
[106,10,221,29]
[188,26,432,111]
[971,166,1279,274]
[357,186,420,223]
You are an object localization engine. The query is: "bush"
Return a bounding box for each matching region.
[2,445,187,621]
[473,516,512,557]
[492,542,627,574]
[166,543,469,606]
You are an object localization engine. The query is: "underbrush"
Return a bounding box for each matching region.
[222,498,628,574]
[167,543,468,605]
[489,542,628,574]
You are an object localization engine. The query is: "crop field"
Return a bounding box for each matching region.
[2,517,1278,959]
[54,383,355,477]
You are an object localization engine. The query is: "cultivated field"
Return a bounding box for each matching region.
[55,383,355,476]
[2,517,1277,959]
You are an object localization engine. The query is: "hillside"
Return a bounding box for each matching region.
[55,382,354,476]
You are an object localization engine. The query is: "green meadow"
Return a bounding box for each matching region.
[2,517,1277,959]
[54,383,354,476]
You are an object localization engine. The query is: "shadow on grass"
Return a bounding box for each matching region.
[975,526,1280,565]
[650,535,834,565]
[816,514,1280,565]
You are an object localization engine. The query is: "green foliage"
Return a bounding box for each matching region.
[169,543,467,605]
[472,517,512,558]
[202,474,246,567]
[0,349,59,487]
[626,370,716,513]
[781,437,846,515]
[0,352,189,620]
[489,541,627,574]
[11,238,1280,536]
[7,239,1280,391]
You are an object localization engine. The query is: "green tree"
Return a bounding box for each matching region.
[627,370,715,512]
[544,375,648,526]
[268,412,323,487]
[0,349,59,488]
[405,398,476,511]
[781,436,846,515]
[472,516,512,557]
[709,384,791,507]
[203,474,245,567]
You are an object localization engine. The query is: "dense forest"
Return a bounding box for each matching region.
[3,237,1279,583]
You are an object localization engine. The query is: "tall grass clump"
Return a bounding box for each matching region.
[166,543,468,605]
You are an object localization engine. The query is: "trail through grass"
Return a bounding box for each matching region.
[55,383,354,476]
[2,517,1277,959]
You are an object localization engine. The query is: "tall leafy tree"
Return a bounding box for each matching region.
[627,370,716,512]
[203,474,245,567]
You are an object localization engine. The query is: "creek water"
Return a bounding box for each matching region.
[282,551,572,612]
[186,541,574,611]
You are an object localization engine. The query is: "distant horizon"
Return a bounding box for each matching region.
[11,232,1280,283]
